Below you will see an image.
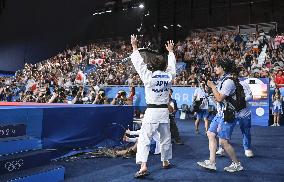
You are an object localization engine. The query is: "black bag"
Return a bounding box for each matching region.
[181,104,189,112]
[220,77,247,123]
[223,102,235,123]
[192,99,202,112]
[220,77,246,112]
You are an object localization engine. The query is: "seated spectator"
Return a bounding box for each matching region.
[251,57,262,71]
[274,70,284,88]
[252,35,260,56]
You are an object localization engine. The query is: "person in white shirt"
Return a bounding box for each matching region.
[193,82,209,134]
[130,35,176,178]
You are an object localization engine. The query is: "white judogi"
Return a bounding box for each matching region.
[128,130,161,155]
[130,50,176,164]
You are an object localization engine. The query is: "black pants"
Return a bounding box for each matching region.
[170,116,181,142]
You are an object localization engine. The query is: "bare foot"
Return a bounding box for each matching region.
[139,162,148,173]
[163,160,169,167]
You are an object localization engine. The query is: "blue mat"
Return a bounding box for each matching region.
[57,119,284,182]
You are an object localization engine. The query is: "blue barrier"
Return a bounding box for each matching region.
[0,105,134,155]
[0,108,43,154]
[41,105,133,150]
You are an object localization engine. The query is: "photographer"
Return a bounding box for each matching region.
[23,91,36,102]
[197,59,243,173]
[48,86,67,103]
[71,86,84,104]
[193,82,209,134]
[216,68,254,158]
[92,89,109,104]
[111,90,130,105]
[81,89,96,104]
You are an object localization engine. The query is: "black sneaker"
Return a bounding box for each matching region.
[172,139,184,145]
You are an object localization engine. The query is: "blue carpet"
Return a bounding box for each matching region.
[55,119,284,182]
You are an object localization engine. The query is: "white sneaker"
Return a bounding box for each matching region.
[276,123,280,126]
[216,148,225,156]
[271,123,276,126]
[197,160,216,171]
[245,150,254,158]
[224,162,244,172]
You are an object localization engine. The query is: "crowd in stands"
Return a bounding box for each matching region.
[173,31,284,87]
[0,29,284,103]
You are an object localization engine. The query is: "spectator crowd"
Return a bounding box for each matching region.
[0,29,284,103]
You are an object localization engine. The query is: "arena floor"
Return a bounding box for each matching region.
[52,119,284,182]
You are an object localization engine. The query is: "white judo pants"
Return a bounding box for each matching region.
[136,122,172,164]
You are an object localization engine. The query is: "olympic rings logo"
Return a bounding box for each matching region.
[4,159,24,172]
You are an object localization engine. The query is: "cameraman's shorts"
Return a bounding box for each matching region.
[196,109,209,120]
[208,115,236,140]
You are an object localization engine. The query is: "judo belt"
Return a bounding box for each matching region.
[147,104,168,108]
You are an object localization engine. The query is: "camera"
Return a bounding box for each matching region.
[117,93,121,98]
[59,91,66,97]
[99,92,105,97]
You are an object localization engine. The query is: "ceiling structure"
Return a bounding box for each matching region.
[0,0,283,71]
[90,0,284,39]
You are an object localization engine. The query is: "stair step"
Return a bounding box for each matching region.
[0,138,41,155]
[0,164,65,182]
[0,150,52,175]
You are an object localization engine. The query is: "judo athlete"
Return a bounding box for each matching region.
[130,35,176,178]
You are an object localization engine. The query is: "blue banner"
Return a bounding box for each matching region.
[171,87,196,107]
[240,78,270,126]
[104,78,270,126]
[104,86,196,108]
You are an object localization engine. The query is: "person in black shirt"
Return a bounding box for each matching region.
[169,89,183,145]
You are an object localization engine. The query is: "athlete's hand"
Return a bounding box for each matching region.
[131,34,138,51]
[123,134,129,142]
[125,129,131,135]
[165,40,174,52]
